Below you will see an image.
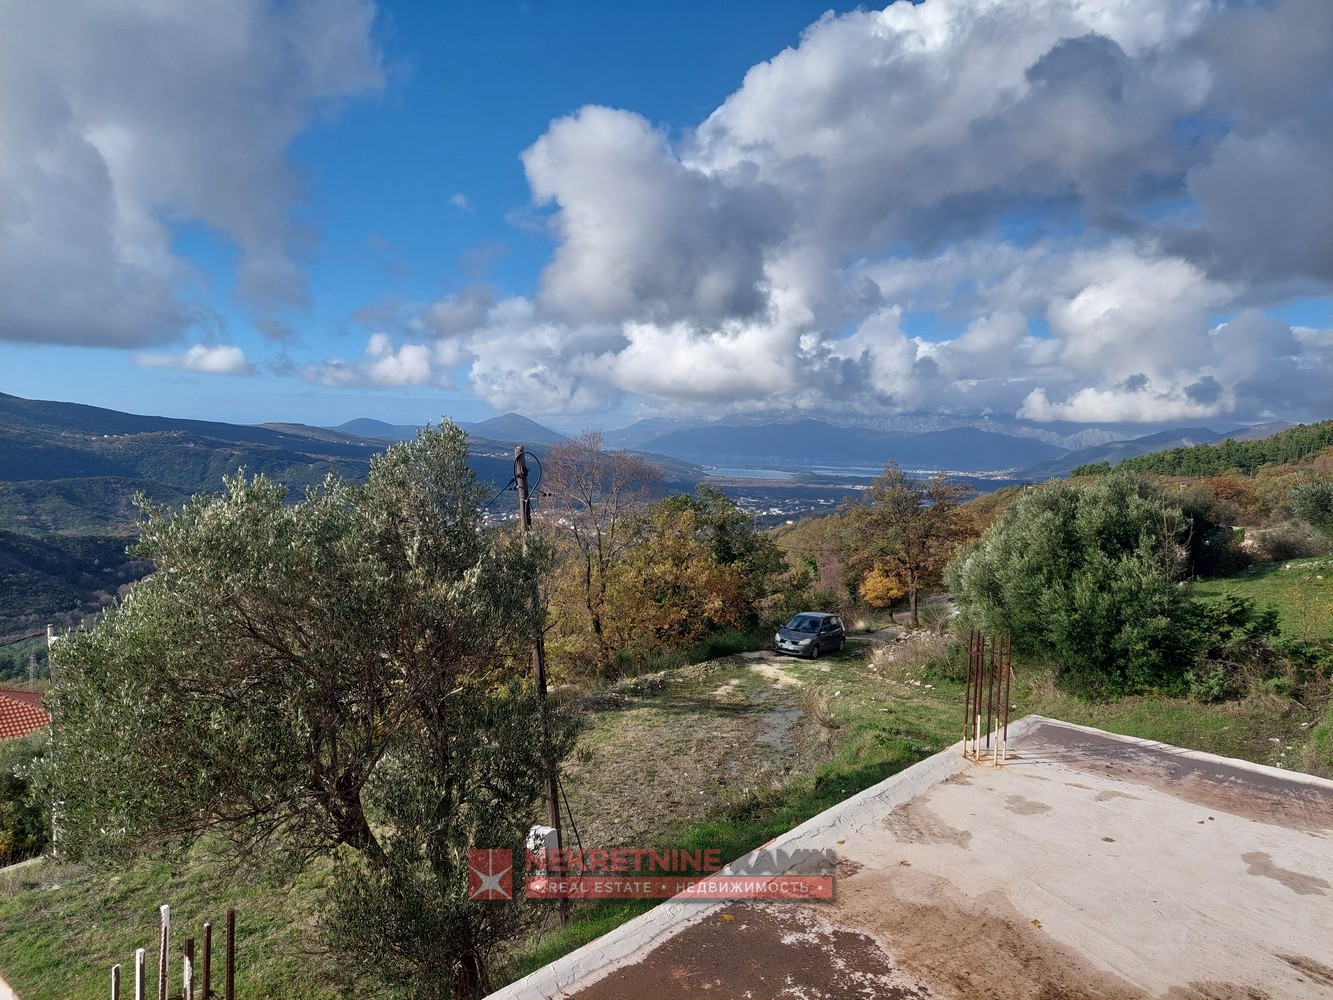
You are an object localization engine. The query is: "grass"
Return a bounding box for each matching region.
[3,569,1330,996]
[1189,555,1333,643]
[503,635,943,984]
[0,855,343,1000]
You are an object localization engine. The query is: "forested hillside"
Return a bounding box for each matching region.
[1072,420,1333,477]
[0,392,383,531]
[0,530,148,637]
[0,395,709,650]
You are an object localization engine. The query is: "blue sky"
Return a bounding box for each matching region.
[2,0,1331,431]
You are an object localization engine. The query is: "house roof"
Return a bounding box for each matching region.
[0,693,50,742]
[0,689,43,708]
[488,716,1333,999]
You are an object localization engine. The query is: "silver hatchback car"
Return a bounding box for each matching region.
[775,612,846,659]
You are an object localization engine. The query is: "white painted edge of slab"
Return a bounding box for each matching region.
[1017,713,1333,789]
[484,715,1050,999]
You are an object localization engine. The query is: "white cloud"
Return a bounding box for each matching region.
[480,0,1333,425]
[1018,384,1228,424]
[137,344,255,376]
[303,333,459,389]
[0,0,383,348]
[522,106,786,325]
[1044,247,1231,379]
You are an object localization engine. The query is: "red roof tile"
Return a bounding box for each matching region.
[0,694,50,742]
[0,689,44,708]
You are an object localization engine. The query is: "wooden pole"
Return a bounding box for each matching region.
[515,445,568,926]
[225,909,235,1000]
[134,948,146,1000]
[963,629,975,756]
[985,635,996,749]
[111,963,121,1000]
[183,937,194,1000]
[1002,635,1014,760]
[201,922,211,1000]
[157,905,169,1000]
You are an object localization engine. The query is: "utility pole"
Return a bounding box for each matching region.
[514,445,568,925]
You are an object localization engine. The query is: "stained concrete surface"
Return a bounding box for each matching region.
[488,717,1333,1000]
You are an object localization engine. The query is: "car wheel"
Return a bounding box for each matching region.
[836,636,846,652]
[808,642,820,660]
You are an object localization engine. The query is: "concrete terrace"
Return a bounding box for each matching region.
[488,716,1333,1000]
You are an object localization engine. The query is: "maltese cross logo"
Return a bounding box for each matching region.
[468,849,513,900]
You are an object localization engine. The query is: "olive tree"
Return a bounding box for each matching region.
[946,472,1195,697]
[0,731,48,865]
[41,422,573,998]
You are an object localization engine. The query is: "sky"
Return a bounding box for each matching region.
[2,0,1331,432]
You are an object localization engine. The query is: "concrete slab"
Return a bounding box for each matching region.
[487,716,1333,1000]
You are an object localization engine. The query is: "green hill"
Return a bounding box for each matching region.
[0,394,705,642]
[0,394,391,641]
[1072,419,1333,477]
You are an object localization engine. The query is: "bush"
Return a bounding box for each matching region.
[0,732,49,866]
[947,473,1196,699]
[1181,593,1332,703]
[1289,477,1333,543]
[1247,522,1331,562]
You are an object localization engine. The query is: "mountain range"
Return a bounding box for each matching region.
[339,411,1290,480]
[0,390,1297,641]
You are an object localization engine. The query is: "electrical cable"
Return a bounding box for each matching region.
[480,476,517,513]
[558,773,589,895]
[0,632,46,648]
[558,773,585,859]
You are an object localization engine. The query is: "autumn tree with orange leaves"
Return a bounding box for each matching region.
[841,463,975,625]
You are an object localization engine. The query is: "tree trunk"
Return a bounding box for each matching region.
[453,948,485,998]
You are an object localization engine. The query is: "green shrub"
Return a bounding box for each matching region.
[1289,477,1333,543]
[1248,522,1330,561]
[0,732,49,865]
[1181,593,1331,703]
[947,473,1195,699]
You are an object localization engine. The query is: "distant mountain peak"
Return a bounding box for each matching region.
[461,414,567,447]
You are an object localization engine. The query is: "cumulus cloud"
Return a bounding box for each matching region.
[136,344,256,376]
[523,106,788,325]
[457,0,1331,425]
[303,332,463,389]
[0,0,383,348]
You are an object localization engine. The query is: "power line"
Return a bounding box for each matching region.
[480,476,517,513]
[0,632,47,649]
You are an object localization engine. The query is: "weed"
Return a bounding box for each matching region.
[798,688,840,758]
